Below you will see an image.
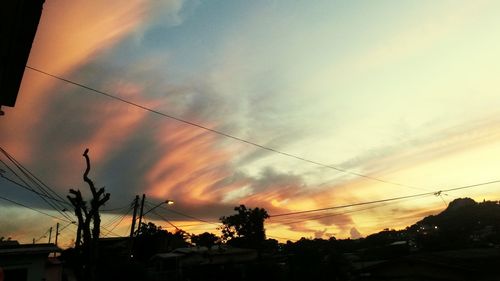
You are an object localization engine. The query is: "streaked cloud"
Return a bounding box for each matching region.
[2,0,500,244]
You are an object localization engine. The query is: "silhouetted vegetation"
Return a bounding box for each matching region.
[283,237,351,281]
[133,222,190,261]
[408,198,500,250]
[56,198,500,281]
[191,231,220,248]
[220,204,269,249]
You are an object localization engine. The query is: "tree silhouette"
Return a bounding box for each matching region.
[220,205,269,249]
[191,232,220,249]
[283,238,350,281]
[67,149,110,281]
[134,222,190,260]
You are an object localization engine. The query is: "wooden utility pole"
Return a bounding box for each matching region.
[53,223,60,257]
[130,195,140,237]
[48,227,52,243]
[137,194,146,234]
[55,222,59,246]
[129,195,140,258]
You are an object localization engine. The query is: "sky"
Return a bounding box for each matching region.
[2,0,500,246]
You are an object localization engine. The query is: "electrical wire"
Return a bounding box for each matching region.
[0,194,71,222]
[58,221,76,233]
[35,227,52,243]
[146,200,220,226]
[100,225,123,237]
[101,203,134,229]
[101,211,128,229]
[269,194,435,224]
[25,65,427,192]
[147,209,180,231]
[0,147,68,205]
[280,198,436,228]
[139,182,491,241]
[142,201,181,230]
[102,205,133,237]
[0,173,69,206]
[269,179,500,218]
[0,148,73,221]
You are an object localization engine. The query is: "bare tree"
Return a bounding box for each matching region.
[67,149,110,281]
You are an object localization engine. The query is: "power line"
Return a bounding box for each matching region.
[102,210,129,229]
[269,194,434,223]
[147,200,220,226]
[102,203,134,228]
[0,173,69,206]
[101,199,136,235]
[35,227,52,243]
[100,225,123,237]
[34,221,75,244]
[444,179,500,193]
[171,224,220,232]
[144,201,218,231]
[0,147,68,205]
[102,205,133,237]
[148,209,180,231]
[25,65,425,191]
[271,193,431,218]
[269,179,500,217]
[0,194,71,222]
[269,195,435,225]
[58,221,76,233]
[0,148,73,221]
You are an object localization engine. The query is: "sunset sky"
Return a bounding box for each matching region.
[2,0,500,246]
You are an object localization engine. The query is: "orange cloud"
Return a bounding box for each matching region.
[64,81,158,164]
[1,0,148,164]
[29,0,148,72]
[146,122,239,205]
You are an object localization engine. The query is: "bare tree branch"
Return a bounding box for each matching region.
[82,148,97,197]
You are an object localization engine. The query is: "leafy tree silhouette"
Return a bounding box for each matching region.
[133,222,190,260]
[220,205,269,249]
[191,232,220,249]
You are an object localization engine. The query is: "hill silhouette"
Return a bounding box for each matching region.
[408,197,500,250]
[351,197,500,253]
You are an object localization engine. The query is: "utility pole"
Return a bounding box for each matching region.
[137,194,146,235]
[130,195,140,237]
[55,223,59,246]
[129,195,140,259]
[48,227,53,243]
[54,223,60,257]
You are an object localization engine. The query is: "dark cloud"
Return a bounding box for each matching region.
[250,167,306,194]
[316,213,354,228]
[96,127,159,200]
[286,222,318,235]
